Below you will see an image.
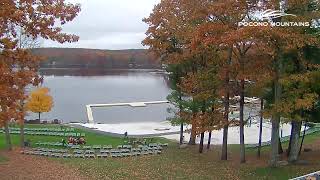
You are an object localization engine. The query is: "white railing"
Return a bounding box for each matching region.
[290,171,320,180]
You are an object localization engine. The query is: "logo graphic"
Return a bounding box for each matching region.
[259,9,297,20]
[238,9,310,27]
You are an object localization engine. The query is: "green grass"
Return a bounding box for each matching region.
[0,123,168,149]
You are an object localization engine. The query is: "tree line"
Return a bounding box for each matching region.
[32,48,160,69]
[143,0,320,166]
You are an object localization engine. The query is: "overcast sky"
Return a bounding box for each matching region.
[43,0,160,50]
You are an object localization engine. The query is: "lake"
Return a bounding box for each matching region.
[28,69,296,144]
[26,69,173,124]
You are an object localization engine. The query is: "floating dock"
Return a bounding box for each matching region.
[86,100,169,123]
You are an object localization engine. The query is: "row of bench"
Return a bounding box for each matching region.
[22,150,162,158]
[67,143,168,150]
[0,131,85,137]
[22,144,167,158]
[35,142,65,147]
[4,127,75,132]
[72,147,163,154]
[34,142,169,150]
[34,145,164,154]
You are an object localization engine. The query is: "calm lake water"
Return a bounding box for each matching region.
[27,69,173,124]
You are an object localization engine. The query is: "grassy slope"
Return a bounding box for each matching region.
[0,124,160,149]
[0,124,169,151]
[1,124,320,180]
[240,131,320,180]
[55,131,320,180]
[59,131,320,180]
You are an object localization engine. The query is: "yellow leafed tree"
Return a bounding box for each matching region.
[26,87,54,122]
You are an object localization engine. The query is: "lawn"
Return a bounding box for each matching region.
[0,124,168,150]
[1,124,320,180]
[58,130,319,180]
[55,132,320,180]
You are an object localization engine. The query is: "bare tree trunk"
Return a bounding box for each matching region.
[239,79,246,163]
[179,123,184,145]
[278,138,283,154]
[221,95,229,159]
[257,99,264,158]
[287,121,294,157]
[207,107,214,150]
[4,122,12,151]
[188,134,196,145]
[299,122,307,155]
[19,101,26,148]
[179,94,183,145]
[221,125,228,160]
[199,132,205,153]
[207,131,212,149]
[221,47,232,161]
[189,117,196,145]
[270,56,282,167]
[288,121,302,163]
[20,122,25,148]
[270,117,280,167]
[38,112,41,121]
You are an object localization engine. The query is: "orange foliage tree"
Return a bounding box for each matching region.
[26,87,54,122]
[143,0,228,151]
[0,0,80,150]
[144,0,320,166]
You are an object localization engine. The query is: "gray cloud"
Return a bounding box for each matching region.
[43,0,160,50]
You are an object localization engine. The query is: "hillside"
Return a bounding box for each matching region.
[32,48,161,69]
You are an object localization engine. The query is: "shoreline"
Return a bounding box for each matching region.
[67,123,181,138]
[67,121,297,145]
[39,68,166,71]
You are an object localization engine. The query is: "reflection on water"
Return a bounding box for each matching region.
[27,69,172,123]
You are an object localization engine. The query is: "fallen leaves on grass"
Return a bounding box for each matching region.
[0,149,89,180]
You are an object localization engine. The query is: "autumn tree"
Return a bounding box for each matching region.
[286,1,320,163]
[190,0,237,160]
[26,88,53,122]
[143,0,206,145]
[0,0,80,150]
[180,65,224,153]
[144,0,320,167]
[144,0,255,158]
[280,28,320,163]
[191,0,248,161]
[193,0,319,164]
[253,0,320,166]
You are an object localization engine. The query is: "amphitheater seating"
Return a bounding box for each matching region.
[21,143,167,159]
[0,127,85,137]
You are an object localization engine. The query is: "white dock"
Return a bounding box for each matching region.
[86,100,169,123]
